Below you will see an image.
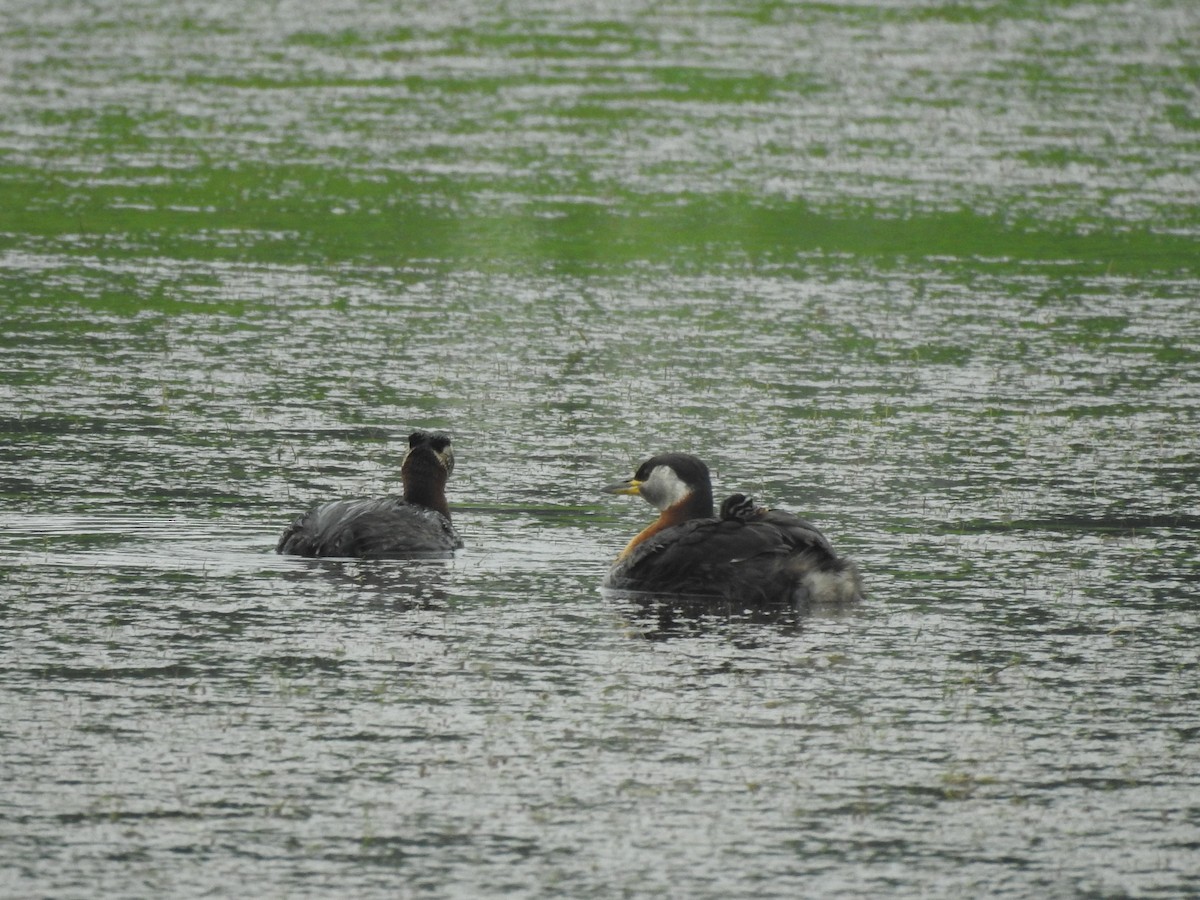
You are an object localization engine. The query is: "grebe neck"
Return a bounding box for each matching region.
[617,494,710,560]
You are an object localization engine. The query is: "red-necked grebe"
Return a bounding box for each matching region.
[602,453,863,605]
[276,430,463,558]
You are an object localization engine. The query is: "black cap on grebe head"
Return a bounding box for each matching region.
[603,452,714,517]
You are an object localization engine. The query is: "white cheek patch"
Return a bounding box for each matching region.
[642,465,691,510]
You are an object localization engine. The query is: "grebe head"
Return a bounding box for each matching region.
[406,430,454,476]
[603,453,714,517]
[719,492,766,521]
[401,431,455,517]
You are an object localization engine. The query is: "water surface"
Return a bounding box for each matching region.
[2,0,1198,896]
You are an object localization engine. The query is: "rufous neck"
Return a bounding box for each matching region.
[617,496,709,560]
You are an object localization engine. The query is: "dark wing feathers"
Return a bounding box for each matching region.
[605,510,860,605]
[756,509,839,559]
[277,496,462,558]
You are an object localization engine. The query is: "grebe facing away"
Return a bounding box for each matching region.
[602,453,863,606]
[276,430,463,558]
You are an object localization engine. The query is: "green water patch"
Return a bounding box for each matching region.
[952,514,1200,535]
[0,414,116,437]
[643,67,826,103]
[1153,341,1200,365]
[283,19,661,57]
[31,663,200,681]
[2,158,1196,275]
[1165,102,1200,132]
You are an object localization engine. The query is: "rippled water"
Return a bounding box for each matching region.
[3,0,1199,896]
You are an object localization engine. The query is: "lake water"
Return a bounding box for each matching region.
[2,0,1198,896]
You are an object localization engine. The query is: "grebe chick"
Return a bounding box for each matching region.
[276,430,463,558]
[719,493,767,522]
[602,453,863,606]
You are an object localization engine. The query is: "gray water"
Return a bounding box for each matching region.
[3,0,1199,896]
